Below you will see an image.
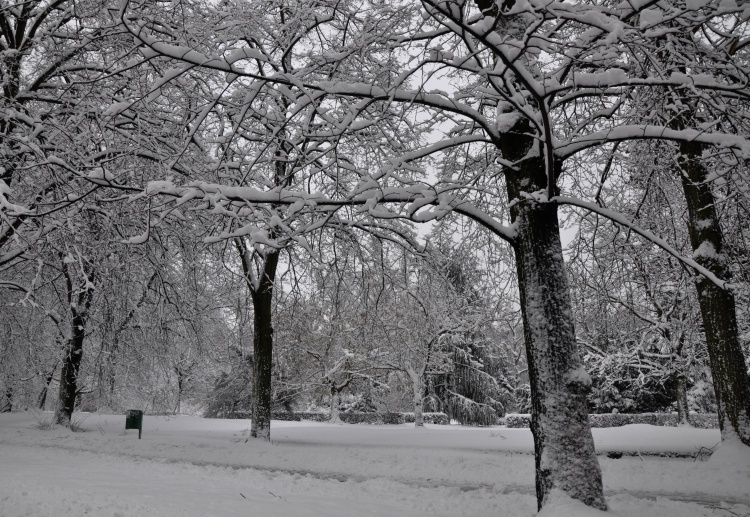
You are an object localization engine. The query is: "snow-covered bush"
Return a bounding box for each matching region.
[504,412,719,429]
[402,413,450,425]
[214,410,450,425]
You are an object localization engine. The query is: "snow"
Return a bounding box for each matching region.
[574,69,628,87]
[639,8,663,29]
[225,47,268,64]
[0,179,30,215]
[565,365,592,387]
[537,490,737,517]
[0,412,748,516]
[692,241,719,260]
[708,425,750,472]
[685,0,710,9]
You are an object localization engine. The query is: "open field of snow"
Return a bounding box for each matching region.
[1,412,748,516]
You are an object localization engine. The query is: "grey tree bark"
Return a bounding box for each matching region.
[675,374,691,426]
[236,241,280,441]
[37,362,58,410]
[501,121,606,510]
[1,386,11,413]
[407,368,425,428]
[677,140,750,446]
[329,387,342,424]
[54,256,95,427]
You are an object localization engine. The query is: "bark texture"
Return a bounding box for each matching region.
[675,374,691,426]
[55,318,87,426]
[238,245,280,442]
[54,257,95,427]
[329,388,342,423]
[1,387,11,413]
[501,123,606,510]
[37,363,58,410]
[678,141,750,445]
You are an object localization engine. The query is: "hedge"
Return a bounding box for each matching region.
[216,410,450,425]
[504,413,719,429]
[403,412,451,425]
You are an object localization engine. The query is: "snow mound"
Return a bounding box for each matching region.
[539,490,744,517]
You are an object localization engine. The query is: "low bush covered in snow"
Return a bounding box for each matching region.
[216,410,450,425]
[505,413,718,429]
[402,412,451,425]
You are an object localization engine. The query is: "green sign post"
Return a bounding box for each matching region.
[125,409,143,439]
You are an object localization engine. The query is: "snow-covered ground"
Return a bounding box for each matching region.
[0,412,748,516]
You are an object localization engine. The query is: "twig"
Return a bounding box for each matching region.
[694,441,720,462]
[705,504,747,517]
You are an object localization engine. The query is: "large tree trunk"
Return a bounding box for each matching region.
[501,123,606,510]
[329,387,342,423]
[54,315,86,426]
[677,141,750,446]
[53,255,95,427]
[241,248,280,442]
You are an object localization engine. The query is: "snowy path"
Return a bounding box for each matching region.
[3,440,747,512]
[0,443,532,517]
[1,413,749,516]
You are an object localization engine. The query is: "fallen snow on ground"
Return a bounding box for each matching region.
[0,412,748,516]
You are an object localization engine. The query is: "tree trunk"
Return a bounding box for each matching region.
[501,123,606,510]
[245,249,280,442]
[175,370,183,415]
[677,141,750,446]
[54,315,86,426]
[329,387,341,423]
[675,373,691,426]
[1,386,12,413]
[407,368,424,427]
[37,363,57,410]
[53,255,95,428]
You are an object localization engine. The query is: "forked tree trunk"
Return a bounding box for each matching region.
[677,140,750,446]
[501,123,606,510]
[54,315,87,426]
[54,257,95,428]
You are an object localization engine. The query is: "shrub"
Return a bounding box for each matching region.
[504,412,719,429]
[214,410,450,424]
[403,412,450,425]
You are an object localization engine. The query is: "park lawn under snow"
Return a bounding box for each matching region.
[0,412,748,517]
